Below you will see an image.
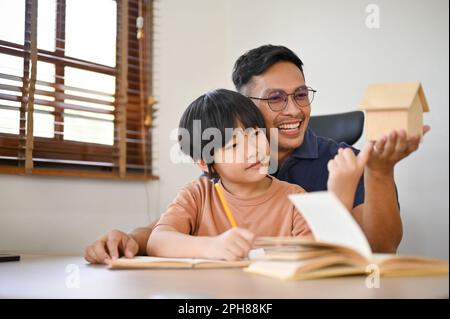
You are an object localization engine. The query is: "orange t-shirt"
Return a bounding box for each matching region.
[155,176,311,237]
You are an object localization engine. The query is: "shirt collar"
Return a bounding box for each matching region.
[290,128,319,159]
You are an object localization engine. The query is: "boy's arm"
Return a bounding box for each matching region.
[148,226,255,261]
[327,144,372,212]
[129,222,157,256]
[147,225,212,258]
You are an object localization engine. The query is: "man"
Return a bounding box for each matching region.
[85,45,428,264]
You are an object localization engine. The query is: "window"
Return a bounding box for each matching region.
[0,0,156,180]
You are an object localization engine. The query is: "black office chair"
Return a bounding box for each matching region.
[308,111,364,145]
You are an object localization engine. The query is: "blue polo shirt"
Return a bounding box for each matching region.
[272,128,365,208]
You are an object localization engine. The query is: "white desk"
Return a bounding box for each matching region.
[0,254,448,298]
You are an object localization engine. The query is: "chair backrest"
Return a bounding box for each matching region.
[308,111,364,145]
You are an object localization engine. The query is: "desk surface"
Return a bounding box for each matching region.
[0,254,448,299]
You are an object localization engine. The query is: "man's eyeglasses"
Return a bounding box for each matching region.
[248,86,317,112]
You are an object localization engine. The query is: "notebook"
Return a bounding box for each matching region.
[244,192,449,280]
[109,256,251,269]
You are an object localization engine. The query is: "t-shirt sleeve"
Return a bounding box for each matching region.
[154,182,201,235]
[292,209,313,238]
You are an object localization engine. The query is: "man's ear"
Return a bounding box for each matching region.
[196,160,209,173]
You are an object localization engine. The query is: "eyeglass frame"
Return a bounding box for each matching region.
[247,86,317,112]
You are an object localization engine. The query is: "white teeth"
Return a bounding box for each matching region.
[278,122,301,130]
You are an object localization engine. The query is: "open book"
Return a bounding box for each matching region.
[245,192,449,280]
[109,256,251,269]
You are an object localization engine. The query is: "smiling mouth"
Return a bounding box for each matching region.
[246,161,262,170]
[277,119,303,135]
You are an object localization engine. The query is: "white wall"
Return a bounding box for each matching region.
[1,0,448,258]
[0,175,158,254]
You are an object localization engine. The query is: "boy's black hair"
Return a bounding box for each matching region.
[178,89,266,178]
[232,45,304,92]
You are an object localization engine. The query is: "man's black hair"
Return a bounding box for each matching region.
[232,45,304,92]
[178,89,266,178]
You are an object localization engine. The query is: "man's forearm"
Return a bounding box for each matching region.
[128,220,158,255]
[363,168,403,253]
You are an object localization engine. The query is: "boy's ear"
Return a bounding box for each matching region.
[196,160,209,173]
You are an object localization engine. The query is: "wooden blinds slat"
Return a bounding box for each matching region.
[25,0,38,173]
[137,0,148,177]
[117,0,128,178]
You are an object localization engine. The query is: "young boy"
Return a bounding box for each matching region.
[148,89,371,261]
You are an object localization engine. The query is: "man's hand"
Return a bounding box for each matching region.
[205,228,255,261]
[84,229,139,264]
[366,125,430,176]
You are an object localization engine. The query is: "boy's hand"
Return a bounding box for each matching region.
[327,144,372,210]
[84,229,139,264]
[205,228,255,261]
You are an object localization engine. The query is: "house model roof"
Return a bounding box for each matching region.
[360,81,430,112]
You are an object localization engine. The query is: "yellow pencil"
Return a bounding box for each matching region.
[214,182,238,228]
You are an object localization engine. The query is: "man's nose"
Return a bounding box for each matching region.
[281,95,301,116]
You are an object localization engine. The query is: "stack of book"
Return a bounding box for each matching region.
[245,192,448,280]
[246,236,449,280]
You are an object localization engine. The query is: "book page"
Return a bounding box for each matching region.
[288,192,372,259]
[244,254,364,280]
